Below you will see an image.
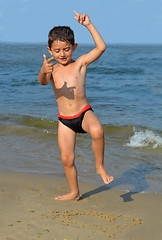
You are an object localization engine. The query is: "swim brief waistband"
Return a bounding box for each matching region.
[58,105,92,119]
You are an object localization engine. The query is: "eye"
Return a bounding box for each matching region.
[65,48,70,52]
[54,49,60,53]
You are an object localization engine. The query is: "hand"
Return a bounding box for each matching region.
[41,54,54,73]
[74,11,91,27]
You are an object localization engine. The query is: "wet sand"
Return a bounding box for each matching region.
[0,172,161,240]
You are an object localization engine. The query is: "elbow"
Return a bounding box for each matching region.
[40,82,47,86]
[38,77,47,86]
[38,74,48,86]
[39,80,47,86]
[101,43,106,53]
[38,72,51,85]
[98,43,106,55]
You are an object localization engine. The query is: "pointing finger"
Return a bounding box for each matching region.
[74,10,79,17]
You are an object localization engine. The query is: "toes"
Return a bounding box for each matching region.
[54,194,80,201]
[55,195,61,200]
[104,176,114,184]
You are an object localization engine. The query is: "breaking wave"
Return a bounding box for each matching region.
[126,127,162,149]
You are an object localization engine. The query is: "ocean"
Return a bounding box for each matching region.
[0,42,162,194]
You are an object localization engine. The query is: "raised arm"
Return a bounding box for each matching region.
[38,54,54,85]
[74,11,106,66]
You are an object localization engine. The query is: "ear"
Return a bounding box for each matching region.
[73,43,78,52]
[47,46,53,55]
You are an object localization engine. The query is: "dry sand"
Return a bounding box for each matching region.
[0,172,162,240]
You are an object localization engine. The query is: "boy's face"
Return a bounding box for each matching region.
[47,40,77,66]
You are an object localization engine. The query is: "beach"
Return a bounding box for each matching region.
[0,172,161,240]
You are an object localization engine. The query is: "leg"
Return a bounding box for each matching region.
[82,111,114,184]
[55,121,80,200]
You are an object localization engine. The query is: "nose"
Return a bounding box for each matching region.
[60,50,65,56]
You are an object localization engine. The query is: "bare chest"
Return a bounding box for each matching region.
[52,65,85,99]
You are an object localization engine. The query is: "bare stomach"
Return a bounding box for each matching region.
[57,97,89,116]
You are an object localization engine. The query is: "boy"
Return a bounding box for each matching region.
[38,11,114,200]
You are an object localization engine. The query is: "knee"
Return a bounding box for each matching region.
[90,125,104,139]
[61,153,75,167]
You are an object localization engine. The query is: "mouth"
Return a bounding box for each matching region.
[59,57,67,61]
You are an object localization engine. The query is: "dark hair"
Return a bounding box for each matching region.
[48,26,75,49]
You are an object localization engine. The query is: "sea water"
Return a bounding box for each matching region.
[0,43,162,194]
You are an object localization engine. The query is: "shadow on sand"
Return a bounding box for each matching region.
[80,163,156,202]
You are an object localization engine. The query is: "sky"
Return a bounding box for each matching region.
[0,0,162,44]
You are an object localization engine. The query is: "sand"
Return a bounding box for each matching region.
[0,172,162,240]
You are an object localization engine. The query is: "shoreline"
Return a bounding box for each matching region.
[0,172,162,240]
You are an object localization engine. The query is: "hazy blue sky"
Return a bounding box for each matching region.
[0,0,162,44]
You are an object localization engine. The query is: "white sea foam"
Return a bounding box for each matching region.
[127,127,162,149]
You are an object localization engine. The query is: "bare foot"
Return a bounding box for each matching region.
[96,167,114,184]
[55,192,80,201]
